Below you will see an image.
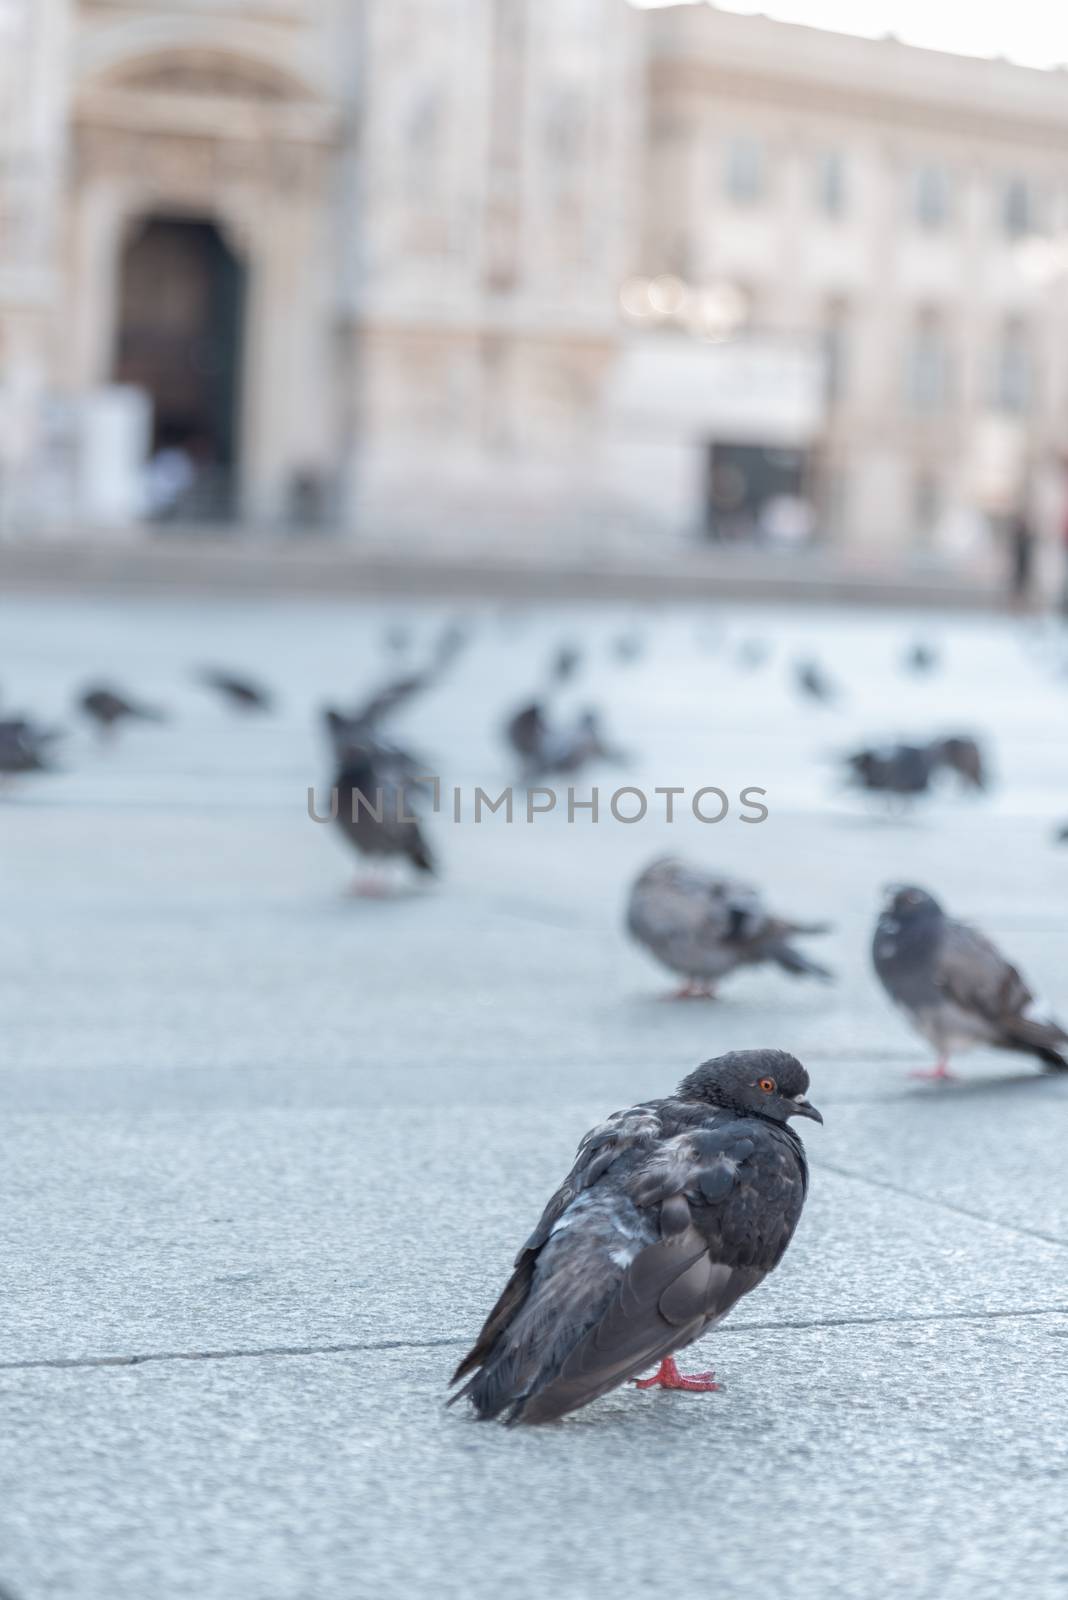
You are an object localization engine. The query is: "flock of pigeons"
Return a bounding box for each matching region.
[6,612,1067,1429]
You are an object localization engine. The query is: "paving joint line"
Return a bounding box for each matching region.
[2,1305,1065,1375]
[813,1158,1068,1250]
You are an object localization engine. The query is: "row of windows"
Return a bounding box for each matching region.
[722,137,1045,236]
[823,312,1037,415]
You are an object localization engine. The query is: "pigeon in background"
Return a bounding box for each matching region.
[843,742,935,803]
[737,638,770,671]
[77,685,168,739]
[331,746,436,891]
[450,1050,820,1425]
[611,629,644,665]
[0,717,60,779]
[504,701,622,780]
[626,858,833,997]
[550,643,582,685]
[197,668,275,713]
[933,734,987,792]
[383,621,412,656]
[1054,823,1068,845]
[904,641,939,674]
[872,885,1068,1080]
[794,659,837,704]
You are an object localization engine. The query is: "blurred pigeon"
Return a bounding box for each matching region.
[844,742,935,803]
[794,658,837,704]
[904,640,939,674]
[434,618,470,670]
[873,885,1068,1080]
[737,638,770,671]
[77,685,167,738]
[550,643,582,685]
[505,701,621,779]
[383,621,412,656]
[1054,823,1068,845]
[450,1049,820,1425]
[331,747,435,891]
[611,629,643,665]
[0,717,60,779]
[504,701,550,765]
[932,734,986,792]
[197,668,274,713]
[626,858,833,997]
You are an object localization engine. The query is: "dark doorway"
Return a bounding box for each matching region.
[704,441,811,545]
[114,215,246,523]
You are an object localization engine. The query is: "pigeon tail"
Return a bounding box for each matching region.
[768,942,834,982]
[1000,1020,1068,1072]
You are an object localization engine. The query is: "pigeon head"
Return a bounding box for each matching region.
[881,884,944,924]
[677,1050,822,1124]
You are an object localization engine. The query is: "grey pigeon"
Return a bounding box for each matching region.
[77,684,167,738]
[332,747,435,891]
[504,700,621,779]
[873,885,1068,1080]
[794,658,837,704]
[450,1049,820,1425]
[550,643,582,685]
[932,734,986,792]
[904,640,939,674]
[0,717,60,778]
[844,742,934,801]
[197,668,274,713]
[627,857,833,997]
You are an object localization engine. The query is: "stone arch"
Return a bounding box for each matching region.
[73,17,330,105]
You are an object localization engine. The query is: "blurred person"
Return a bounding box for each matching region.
[1007,500,1036,608]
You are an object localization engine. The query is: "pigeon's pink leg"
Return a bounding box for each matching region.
[663,982,716,1001]
[633,1356,721,1393]
[346,873,389,898]
[908,1056,958,1082]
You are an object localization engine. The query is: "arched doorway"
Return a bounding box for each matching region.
[113,215,246,522]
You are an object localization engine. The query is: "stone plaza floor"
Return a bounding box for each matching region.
[1,589,1067,1599]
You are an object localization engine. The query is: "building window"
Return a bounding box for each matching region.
[907,311,951,413]
[822,300,849,405]
[816,151,847,217]
[1002,177,1036,238]
[724,136,765,204]
[994,318,1033,414]
[912,164,951,230]
[913,471,941,541]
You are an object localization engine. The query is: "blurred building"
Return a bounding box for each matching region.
[0,1,1066,556]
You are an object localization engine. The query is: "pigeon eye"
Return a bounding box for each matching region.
[759,1077,776,1093]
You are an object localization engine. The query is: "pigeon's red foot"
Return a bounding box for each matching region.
[664,982,716,1002]
[346,876,390,898]
[633,1356,721,1393]
[908,1059,958,1083]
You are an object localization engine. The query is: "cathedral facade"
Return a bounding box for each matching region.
[2,3,1067,553]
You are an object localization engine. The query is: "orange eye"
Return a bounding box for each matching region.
[759,1078,776,1093]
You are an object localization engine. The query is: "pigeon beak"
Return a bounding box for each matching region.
[791,1097,823,1125]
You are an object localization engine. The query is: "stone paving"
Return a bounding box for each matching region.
[2,591,1067,1599]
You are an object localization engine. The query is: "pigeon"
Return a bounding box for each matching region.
[1054,823,1068,845]
[843,742,936,803]
[626,858,833,997]
[77,685,167,738]
[736,638,769,671]
[550,643,582,685]
[331,747,435,890]
[611,629,643,665]
[0,717,60,779]
[197,668,274,713]
[504,701,550,765]
[450,1049,821,1425]
[904,640,939,674]
[872,885,1068,1080]
[505,701,621,780]
[794,658,837,704]
[932,734,986,792]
